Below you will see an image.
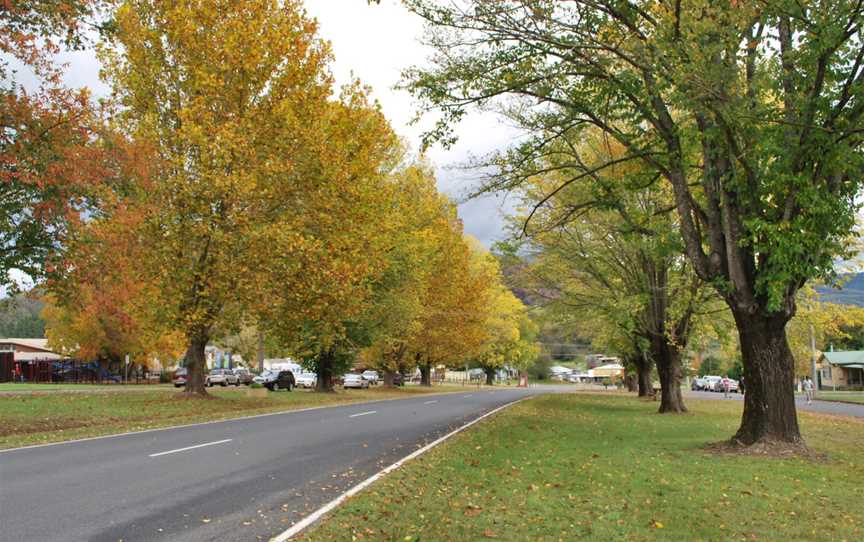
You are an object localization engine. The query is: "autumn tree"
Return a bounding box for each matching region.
[255,90,401,392]
[787,288,864,377]
[43,200,185,371]
[355,164,461,387]
[402,0,864,447]
[473,283,538,385]
[1,1,116,288]
[101,0,335,394]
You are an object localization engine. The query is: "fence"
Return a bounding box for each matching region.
[0,359,160,384]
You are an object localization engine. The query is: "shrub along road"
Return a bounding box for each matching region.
[0,387,547,542]
[301,394,864,542]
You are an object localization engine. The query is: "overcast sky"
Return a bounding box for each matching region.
[54,0,518,247]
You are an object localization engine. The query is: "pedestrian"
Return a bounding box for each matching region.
[722,375,731,398]
[803,376,814,405]
[739,376,745,396]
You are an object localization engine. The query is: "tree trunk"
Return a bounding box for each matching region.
[484,367,495,386]
[635,356,653,397]
[315,349,335,393]
[382,370,395,388]
[731,311,802,446]
[184,334,209,396]
[420,363,432,387]
[651,335,686,413]
[625,373,637,392]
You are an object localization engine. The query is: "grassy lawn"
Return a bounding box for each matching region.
[301,394,864,542]
[0,382,173,393]
[816,391,864,404]
[0,384,469,450]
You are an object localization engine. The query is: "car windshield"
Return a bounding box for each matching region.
[210,369,223,375]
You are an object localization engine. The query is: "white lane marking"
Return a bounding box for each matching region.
[349,410,377,418]
[423,400,438,405]
[269,397,530,542]
[148,438,232,458]
[463,394,473,398]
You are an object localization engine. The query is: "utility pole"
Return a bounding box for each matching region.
[257,330,265,374]
[810,316,819,397]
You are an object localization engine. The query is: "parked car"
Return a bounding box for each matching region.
[691,376,707,390]
[254,369,295,391]
[390,373,404,387]
[295,372,317,389]
[207,368,239,387]
[343,373,369,389]
[253,369,278,386]
[700,375,722,392]
[173,367,187,388]
[232,367,253,385]
[712,377,739,393]
[361,370,379,385]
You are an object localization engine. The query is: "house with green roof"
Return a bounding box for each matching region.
[819,351,864,390]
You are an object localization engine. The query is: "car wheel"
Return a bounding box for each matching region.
[272,382,280,391]
[287,382,293,392]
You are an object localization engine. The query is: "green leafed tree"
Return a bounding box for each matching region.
[401,0,864,447]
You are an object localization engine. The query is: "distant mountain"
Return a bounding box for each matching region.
[816,273,864,307]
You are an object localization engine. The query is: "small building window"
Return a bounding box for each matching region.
[822,365,832,379]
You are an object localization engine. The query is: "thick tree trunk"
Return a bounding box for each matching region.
[382,370,395,388]
[419,363,432,387]
[484,367,495,386]
[731,311,802,446]
[625,373,637,392]
[184,334,209,396]
[315,349,335,393]
[656,342,686,413]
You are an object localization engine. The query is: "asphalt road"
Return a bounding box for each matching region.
[685,390,864,418]
[0,387,545,542]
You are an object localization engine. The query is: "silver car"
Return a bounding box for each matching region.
[343,373,369,389]
[207,368,239,387]
[361,370,379,386]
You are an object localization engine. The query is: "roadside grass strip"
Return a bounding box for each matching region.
[0,384,472,450]
[299,394,864,542]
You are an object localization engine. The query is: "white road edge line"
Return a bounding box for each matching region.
[423,400,438,405]
[349,410,377,418]
[0,390,480,454]
[149,438,232,458]
[269,397,529,542]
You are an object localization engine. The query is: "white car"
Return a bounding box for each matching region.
[361,370,379,385]
[206,368,239,387]
[701,375,722,392]
[295,373,317,389]
[343,373,369,389]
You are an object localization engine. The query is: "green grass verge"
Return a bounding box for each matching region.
[0,384,469,450]
[301,394,864,542]
[815,391,864,404]
[0,383,173,392]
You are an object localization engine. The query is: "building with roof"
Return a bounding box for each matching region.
[819,351,864,390]
[0,338,65,362]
